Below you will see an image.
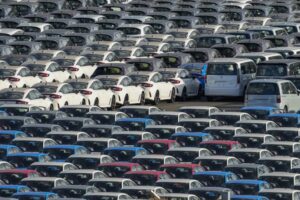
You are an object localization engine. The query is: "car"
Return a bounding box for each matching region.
[228,148,273,163]
[12,192,58,200]
[199,140,241,155]
[95,75,145,106]
[0,130,27,144]
[0,104,43,116]
[52,117,95,131]
[259,188,300,200]
[137,139,178,154]
[58,169,106,185]
[193,156,241,171]
[112,131,155,145]
[86,111,128,125]
[148,111,191,125]
[103,147,148,162]
[0,88,54,110]
[66,153,114,169]
[226,180,270,195]
[195,34,238,48]
[211,44,248,58]
[205,58,256,99]
[20,124,64,137]
[179,118,221,132]
[115,118,156,131]
[32,82,86,110]
[29,162,77,177]
[233,133,277,148]
[59,105,101,117]
[178,106,221,118]
[261,141,300,157]
[156,179,202,193]
[138,41,171,56]
[0,185,31,197]
[87,41,121,51]
[171,132,213,147]
[80,124,123,138]
[0,169,39,184]
[245,79,300,112]
[77,137,122,153]
[0,66,41,88]
[24,110,67,124]
[259,172,300,189]
[97,162,143,177]
[240,106,283,120]
[88,178,136,192]
[20,177,69,192]
[7,153,51,169]
[193,171,238,187]
[235,120,279,134]
[52,185,100,198]
[12,137,57,152]
[236,39,273,53]
[167,147,212,162]
[225,163,271,179]
[0,145,21,160]
[267,127,300,141]
[258,156,300,172]
[210,112,253,126]
[84,192,132,200]
[43,145,88,162]
[0,116,36,130]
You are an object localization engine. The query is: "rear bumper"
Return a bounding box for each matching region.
[205,87,241,96]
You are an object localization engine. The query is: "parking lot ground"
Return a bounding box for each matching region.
[158,97,245,111]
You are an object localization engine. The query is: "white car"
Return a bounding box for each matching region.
[23,61,70,83]
[95,75,145,106]
[0,88,54,110]
[116,24,155,37]
[32,82,86,110]
[66,79,117,110]
[0,66,41,88]
[158,68,200,100]
[29,50,66,61]
[81,51,118,65]
[128,71,176,105]
[52,56,96,79]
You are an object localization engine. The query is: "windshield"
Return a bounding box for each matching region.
[60,173,91,184]
[11,45,31,55]
[163,167,192,179]
[92,181,121,192]
[25,64,45,75]
[67,36,85,46]
[98,23,118,30]
[129,75,149,84]
[37,2,58,12]
[175,135,202,147]
[19,26,40,33]
[125,174,157,185]
[197,37,226,48]
[238,123,266,133]
[0,69,16,77]
[150,115,178,125]
[257,64,287,76]
[84,54,104,64]
[207,63,237,75]
[265,145,291,155]
[268,130,297,141]
[7,156,38,168]
[25,181,53,191]
[260,192,292,200]
[200,143,230,155]
[16,196,46,200]
[1,107,29,116]
[180,121,208,132]
[258,160,290,171]
[0,188,17,197]
[34,86,57,94]
[119,108,148,118]
[198,159,226,170]
[0,134,14,144]
[81,127,111,137]
[98,165,130,177]
[113,134,142,145]
[196,174,225,186]
[287,78,300,90]
[229,152,259,163]
[45,148,73,160]
[55,188,85,198]
[114,50,131,57]
[54,59,74,67]
[158,182,188,193]
[169,151,198,162]
[60,108,89,117]
[161,57,180,68]
[0,119,24,130]
[211,115,239,125]
[34,165,62,177]
[160,71,176,80]
[50,134,76,144]
[86,114,114,124]
[77,141,107,152]
[117,27,141,35]
[247,83,279,95]
[262,176,292,188]
[146,128,174,139]
[25,113,55,124]
[68,157,99,169]
[189,52,209,63]
[0,172,26,184]
[116,121,145,131]
[13,141,43,152]
[54,120,83,131]
[105,150,135,162]
[228,167,257,179]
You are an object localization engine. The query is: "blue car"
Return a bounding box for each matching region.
[240,106,282,119]
[6,153,51,169]
[0,185,31,197]
[180,63,207,94]
[193,171,238,187]
[268,113,300,127]
[225,180,270,195]
[231,195,269,200]
[103,147,148,162]
[170,132,212,147]
[43,145,89,162]
[12,192,58,200]
[0,130,27,144]
[115,118,156,131]
[0,145,21,160]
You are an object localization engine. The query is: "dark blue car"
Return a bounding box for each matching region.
[115,118,155,131]
[0,130,27,144]
[0,185,31,197]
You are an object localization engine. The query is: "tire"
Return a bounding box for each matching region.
[181,87,187,101]
[284,106,288,113]
[168,88,176,103]
[94,98,99,106]
[64,102,68,106]
[22,84,26,88]
[110,96,116,110]
[123,95,129,106]
[152,91,160,105]
[81,99,86,105]
[81,74,86,78]
[140,92,145,105]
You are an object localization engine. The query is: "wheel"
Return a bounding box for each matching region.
[94,98,99,106]
[123,95,129,106]
[49,104,54,111]
[52,79,56,82]
[81,74,86,78]
[22,84,26,88]
[81,99,86,105]
[181,87,187,101]
[168,88,176,103]
[140,92,145,105]
[152,91,160,105]
[64,102,68,106]
[110,96,116,110]
[284,106,288,113]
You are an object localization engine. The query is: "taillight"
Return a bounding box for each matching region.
[68,67,79,71]
[50,94,62,99]
[16,100,28,104]
[169,79,181,84]
[112,87,122,91]
[38,72,49,77]
[80,90,92,95]
[8,77,20,82]
[142,83,153,87]
[277,95,281,103]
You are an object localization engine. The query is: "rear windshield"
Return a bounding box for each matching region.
[207,63,238,75]
[257,64,287,76]
[247,83,279,95]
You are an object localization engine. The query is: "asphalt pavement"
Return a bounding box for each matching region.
[158,97,245,111]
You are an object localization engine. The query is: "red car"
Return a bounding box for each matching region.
[97,162,143,177]
[137,139,179,154]
[0,169,39,184]
[124,170,170,185]
[160,163,204,179]
[199,140,241,155]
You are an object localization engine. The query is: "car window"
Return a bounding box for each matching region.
[120,77,130,86]
[48,63,60,72]
[59,85,73,94]
[78,57,89,66]
[18,68,31,77]
[90,81,103,90]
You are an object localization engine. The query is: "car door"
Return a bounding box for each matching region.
[47,63,66,82]
[26,90,44,107]
[122,77,140,104]
[91,81,111,107]
[18,67,38,86]
[152,73,170,99]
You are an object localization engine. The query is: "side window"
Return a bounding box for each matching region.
[48,63,59,72]
[59,85,72,94]
[281,83,290,94]
[90,81,102,90]
[241,63,249,74]
[78,57,89,66]
[288,82,298,94]
[120,77,130,86]
[18,68,30,77]
[26,91,37,100]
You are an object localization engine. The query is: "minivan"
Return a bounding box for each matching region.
[205,58,256,99]
[245,79,300,112]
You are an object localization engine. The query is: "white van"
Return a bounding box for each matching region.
[205,58,256,98]
[245,79,300,112]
